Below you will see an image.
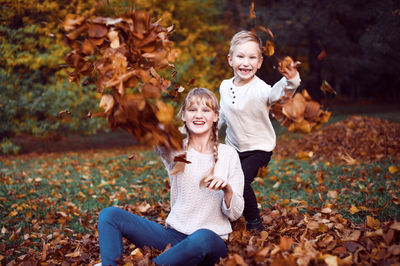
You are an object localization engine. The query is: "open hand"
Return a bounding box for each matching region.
[203,176,232,193]
[278,57,301,80]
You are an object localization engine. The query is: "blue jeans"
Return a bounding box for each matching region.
[98,207,227,266]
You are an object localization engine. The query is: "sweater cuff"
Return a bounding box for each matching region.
[222,192,244,221]
[287,72,301,89]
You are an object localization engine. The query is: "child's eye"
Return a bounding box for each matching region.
[237,55,244,58]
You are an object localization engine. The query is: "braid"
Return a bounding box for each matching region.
[200,121,219,187]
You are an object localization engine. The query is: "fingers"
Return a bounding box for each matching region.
[290,61,302,69]
[204,177,227,191]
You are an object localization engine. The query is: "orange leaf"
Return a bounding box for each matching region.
[264,40,275,57]
[279,236,293,251]
[366,215,381,230]
[249,1,256,20]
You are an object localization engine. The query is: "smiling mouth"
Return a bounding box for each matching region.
[239,68,252,73]
[193,121,205,125]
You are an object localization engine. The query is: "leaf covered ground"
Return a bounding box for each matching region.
[1,115,399,265]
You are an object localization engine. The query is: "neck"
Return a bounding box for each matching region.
[188,133,213,153]
[233,75,254,87]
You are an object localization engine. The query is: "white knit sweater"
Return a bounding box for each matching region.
[219,74,301,152]
[156,144,244,239]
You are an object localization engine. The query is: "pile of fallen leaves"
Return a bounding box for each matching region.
[63,10,182,150]
[275,115,400,164]
[271,89,332,134]
[7,202,399,265]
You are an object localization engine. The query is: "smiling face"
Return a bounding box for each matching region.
[182,97,218,138]
[228,40,263,87]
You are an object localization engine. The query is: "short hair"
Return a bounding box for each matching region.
[229,30,263,56]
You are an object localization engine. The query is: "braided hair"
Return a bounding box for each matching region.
[170,88,219,183]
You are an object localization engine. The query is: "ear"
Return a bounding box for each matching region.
[213,113,219,123]
[227,54,233,67]
[257,55,263,69]
[181,112,186,122]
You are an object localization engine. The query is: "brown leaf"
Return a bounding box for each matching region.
[249,1,256,20]
[173,154,191,164]
[81,39,95,55]
[264,40,275,57]
[342,241,364,253]
[279,236,294,251]
[321,80,336,94]
[366,215,381,230]
[142,83,161,99]
[282,93,306,123]
[88,23,108,38]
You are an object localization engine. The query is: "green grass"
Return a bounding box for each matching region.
[1,108,399,262]
[1,149,399,254]
[254,158,400,224]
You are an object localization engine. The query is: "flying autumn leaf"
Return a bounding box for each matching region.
[249,1,256,20]
[271,88,331,133]
[173,153,191,164]
[321,80,336,95]
[63,10,183,150]
[263,40,275,57]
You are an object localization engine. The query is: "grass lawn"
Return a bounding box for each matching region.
[0,107,399,263]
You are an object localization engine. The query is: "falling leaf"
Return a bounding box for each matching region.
[264,40,275,56]
[99,94,115,115]
[317,50,327,61]
[249,1,256,20]
[320,80,336,95]
[278,56,294,73]
[173,154,191,164]
[255,25,274,39]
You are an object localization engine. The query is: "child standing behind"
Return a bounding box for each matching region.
[218,30,301,232]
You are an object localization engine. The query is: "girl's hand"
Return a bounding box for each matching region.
[203,176,231,192]
[203,176,233,207]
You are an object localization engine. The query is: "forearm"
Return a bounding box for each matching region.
[223,186,233,208]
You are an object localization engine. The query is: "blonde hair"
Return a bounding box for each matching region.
[229,30,263,56]
[170,88,220,182]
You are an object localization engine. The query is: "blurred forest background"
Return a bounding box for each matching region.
[1,0,399,154]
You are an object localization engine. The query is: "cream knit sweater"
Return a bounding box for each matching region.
[156,144,244,239]
[219,74,301,152]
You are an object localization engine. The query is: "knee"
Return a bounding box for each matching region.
[192,229,226,253]
[98,206,120,227]
[193,229,218,242]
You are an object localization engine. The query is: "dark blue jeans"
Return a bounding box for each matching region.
[238,150,272,221]
[98,207,227,266]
